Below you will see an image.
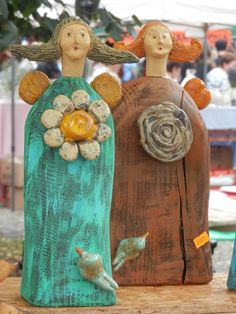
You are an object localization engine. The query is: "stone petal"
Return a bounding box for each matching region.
[78,140,100,160]
[71,90,89,110]
[95,124,112,142]
[53,95,74,113]
[88,100,110,123]
[44,128,64,147]
[41,109,63,129]
[59,142,79,161]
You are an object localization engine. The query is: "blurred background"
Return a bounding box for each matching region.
[0,0,236,277]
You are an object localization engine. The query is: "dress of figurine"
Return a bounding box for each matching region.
[228,236,236,290]
[10,16,137,307]
[110,21,213,285]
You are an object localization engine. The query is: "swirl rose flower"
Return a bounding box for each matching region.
[137,102,193,162]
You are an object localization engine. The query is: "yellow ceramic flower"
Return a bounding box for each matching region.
[41,89,112,161]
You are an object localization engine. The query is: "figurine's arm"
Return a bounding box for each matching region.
[90,73,122,108]
[184,78,211,110]
[19,71,50,105]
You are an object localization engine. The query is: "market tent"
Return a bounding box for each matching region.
[101,0,236,79]
[100,0,236,28]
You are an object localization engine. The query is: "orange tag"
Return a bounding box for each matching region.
[193,232,210,249]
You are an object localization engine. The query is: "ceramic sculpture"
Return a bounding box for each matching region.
[10,16,138,307]
[110,21,213,285]
[227,235,236,290]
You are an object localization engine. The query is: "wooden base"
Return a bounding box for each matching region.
[0,275,235,313]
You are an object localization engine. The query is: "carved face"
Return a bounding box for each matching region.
[143,25,173,58]
[59,23,91,61]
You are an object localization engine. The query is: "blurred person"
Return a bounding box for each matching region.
[166,61,181,83]
[87,61,121,82]
[181,62,197,86]
[195,47,214,81]
[36,60,61,79]
[214,39,227,66]
[206,52,235,106]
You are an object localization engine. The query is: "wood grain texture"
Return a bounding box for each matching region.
[22,77,115,306]
[0,275,235,313]
[110,77,212,285]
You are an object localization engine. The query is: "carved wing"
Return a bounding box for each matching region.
[90,72,122,108]
[19,71,50,105]
[184,77,211,110]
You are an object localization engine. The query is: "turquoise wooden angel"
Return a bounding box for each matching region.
[10,16,138,307]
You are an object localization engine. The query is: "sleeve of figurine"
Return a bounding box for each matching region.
[19,71,50,105]
[90,72,122,108]
[184,77,211,110]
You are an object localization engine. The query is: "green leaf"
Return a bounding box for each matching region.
[41,16,58,32]
[0,21,18,52]
[98,7,125,40]
[0,0,9,19]
[41,0,52,9]
[59,10,70,20]
[127,25,138,37]
[54,0,66,5]
[132,15,143,27]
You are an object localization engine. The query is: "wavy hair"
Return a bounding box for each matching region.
[114,21,202,62]
[9,17,138,64]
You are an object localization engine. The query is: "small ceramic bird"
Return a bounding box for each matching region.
[0,260,18,282]
[112,232,149,271]
[75,247,118,292]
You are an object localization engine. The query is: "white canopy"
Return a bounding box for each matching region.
[100,0,236,30]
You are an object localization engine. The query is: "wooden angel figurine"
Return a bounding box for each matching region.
[110,21,213,285]
[228,236,236,290]
[9,16,137,307]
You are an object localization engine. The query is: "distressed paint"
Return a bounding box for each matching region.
[227,235,236,290]
[21,77,115,306]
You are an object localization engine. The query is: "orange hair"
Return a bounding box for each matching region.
[114,21,202,62]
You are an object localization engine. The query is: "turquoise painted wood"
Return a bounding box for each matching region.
[227,234,236,290]
[21,77,116,306]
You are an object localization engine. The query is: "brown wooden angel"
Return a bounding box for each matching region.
[110,21,213,285]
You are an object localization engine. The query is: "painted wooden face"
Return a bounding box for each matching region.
[59,23,91,61]
[143,25,173,58]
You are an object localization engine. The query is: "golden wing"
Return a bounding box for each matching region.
[184,78,211,110]
[90,73,122,108]
[19,71,50,105]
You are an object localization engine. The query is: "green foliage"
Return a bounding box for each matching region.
[0,0,70,52]
[0,0,139,52]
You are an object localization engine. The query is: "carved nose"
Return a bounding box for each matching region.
[74,33,80,43]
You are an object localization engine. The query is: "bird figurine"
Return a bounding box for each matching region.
[0,260,18,282]
[112,232,149,271]
[75,247,118,292]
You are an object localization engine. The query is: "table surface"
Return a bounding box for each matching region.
[0,274,236,313]
[201,106,236,130]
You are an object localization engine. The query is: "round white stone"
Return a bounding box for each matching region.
[71,89,89,109]
[88,100,110,123]
[96,124,112,142]
[53,95,74,113]
[59,142,79,161]
[44,128,64,147]
[41,109,63,129]
[78,140,101,160]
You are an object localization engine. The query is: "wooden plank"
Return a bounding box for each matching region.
[0,275,236,313]
[110,77,212,285]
